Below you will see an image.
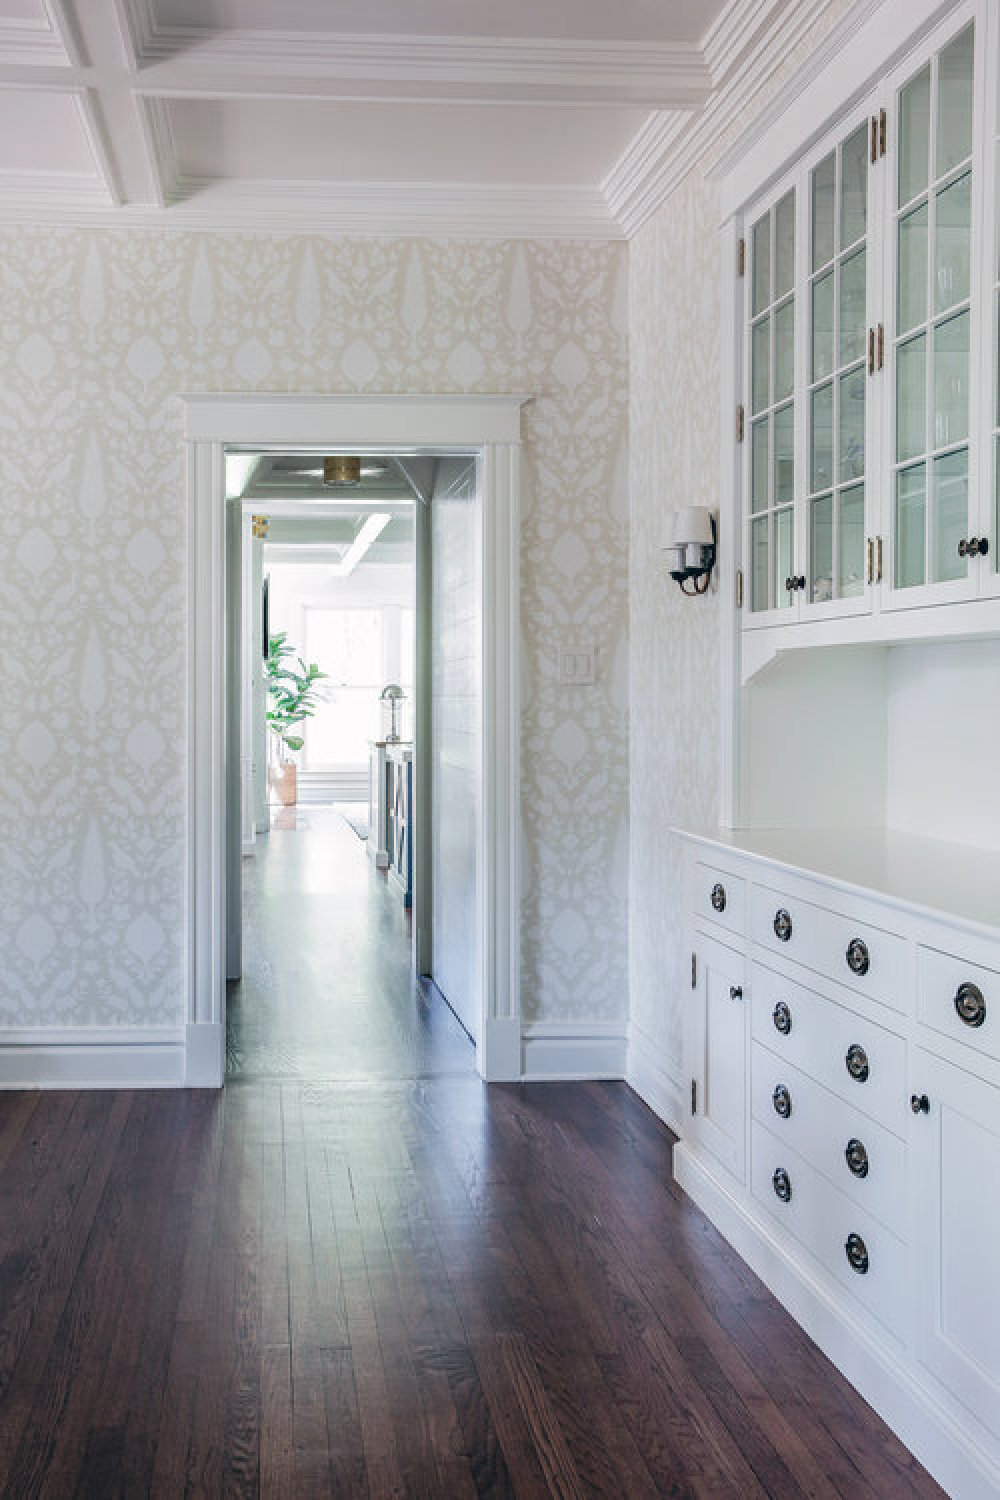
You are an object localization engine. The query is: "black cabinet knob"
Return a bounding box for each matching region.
[729,985,743,1002]
[845,1232,869,1275]
[845,1043,869,1082]
[772,1002,792,1035]
[958,536,990,558]
[954,981,986,1028]
[772,1084,792,1119]
[846,937,870,976]
[773,908,792,942]
[844,1138,869,1178]
[710,882,727,913]
[910,1092,930,1115]
[772,1167,792,1202]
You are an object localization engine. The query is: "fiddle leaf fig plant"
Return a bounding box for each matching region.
[265,631,328,761]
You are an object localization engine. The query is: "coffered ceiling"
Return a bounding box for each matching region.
[0,0,796,237]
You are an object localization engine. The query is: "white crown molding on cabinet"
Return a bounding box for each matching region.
[603,0,883,238]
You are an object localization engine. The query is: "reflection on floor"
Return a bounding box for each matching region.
[226,804,473,1082]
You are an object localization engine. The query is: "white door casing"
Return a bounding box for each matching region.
[181,392,528,1087]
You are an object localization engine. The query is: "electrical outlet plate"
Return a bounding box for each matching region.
[557,644,596,685]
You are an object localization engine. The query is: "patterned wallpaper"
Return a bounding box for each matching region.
[0,230,628,1030]
[627,0,861,1102]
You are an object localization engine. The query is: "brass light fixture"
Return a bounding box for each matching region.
[323,455,362,486]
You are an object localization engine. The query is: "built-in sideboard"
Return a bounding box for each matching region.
[674,826,1000,1500]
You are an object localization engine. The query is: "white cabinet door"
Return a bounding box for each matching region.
[911,1047,1000,1441]
[689,932,748,1181]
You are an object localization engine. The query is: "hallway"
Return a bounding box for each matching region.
[227,806,472,1083]
[0,817,945,1496]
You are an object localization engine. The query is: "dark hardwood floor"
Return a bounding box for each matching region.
[0,809,945,1497]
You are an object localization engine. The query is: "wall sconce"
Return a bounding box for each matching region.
[662,506,717,596]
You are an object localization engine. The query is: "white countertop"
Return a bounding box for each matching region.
[674,825,1000,939]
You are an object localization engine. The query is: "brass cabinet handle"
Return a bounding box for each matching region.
[868,327,875,375]
[845,1138,869,1178]
[710,882,726,913]
[875,536,883,582]
[866,537,874,585]
[845,1232,870,1275]
[845,1043,870,1082]
[954,982,986,1028]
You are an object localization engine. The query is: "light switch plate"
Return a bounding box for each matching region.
[557,644,596,685]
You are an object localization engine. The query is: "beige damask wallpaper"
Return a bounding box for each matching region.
[0,230,627,1031]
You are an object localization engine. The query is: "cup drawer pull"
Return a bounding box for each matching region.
[773,908,792,942]
[772,1167,792,1203]
[954,981,986,1028]
[846,937,870,976]
[772,1002,792,1036]
[772,1084,792,1119]
[710,883,727,913]
[845,1043,869,1082]
[844,1138,869,1178]
[845,1232,869,1275]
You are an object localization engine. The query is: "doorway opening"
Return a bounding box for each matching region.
[225,448,479,1081]
[182,392,525,1088]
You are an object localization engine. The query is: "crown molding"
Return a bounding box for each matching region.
[700,0,787,86]
[0,175,624,240]
[603,0,882,238]
[120,18,710,108]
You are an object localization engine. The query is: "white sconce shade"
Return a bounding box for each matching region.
[663,506,714,549]
[662,506,717,595]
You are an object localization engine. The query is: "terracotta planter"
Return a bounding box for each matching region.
[271,762,297,806]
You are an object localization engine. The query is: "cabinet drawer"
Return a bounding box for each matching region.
[749,883,909,1014]
[751,962,906,1134]
[693,861,745,936]
[751,1120,908,1343]
[917,945,1000,1064]
[751,1042,907,1237]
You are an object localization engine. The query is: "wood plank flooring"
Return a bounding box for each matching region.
[0,809,945,1497]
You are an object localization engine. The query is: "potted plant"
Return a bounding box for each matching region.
[265,631,328,806]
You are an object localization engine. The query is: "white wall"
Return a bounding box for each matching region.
[429,457,479,1038]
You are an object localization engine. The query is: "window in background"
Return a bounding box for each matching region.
[304,608,383,767]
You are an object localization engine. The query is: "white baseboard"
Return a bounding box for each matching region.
[478,1015,521,1082]
[0,1026,185,1088]
[625,1018,685,1135]
[674,1143,1000,1500]
[184,1022,224,1087]
[520,1020,626,1081]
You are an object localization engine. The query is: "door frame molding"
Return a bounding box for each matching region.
[180,392,529,1086]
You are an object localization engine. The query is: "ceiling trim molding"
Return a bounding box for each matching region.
[44,0,84,67]
[134,92,177,206]
[602,0,882,238]
[0,11,71,67]
[126,27,711,108]
[111,0,153,70]
[700,0,786,85]
[77,88,123,204]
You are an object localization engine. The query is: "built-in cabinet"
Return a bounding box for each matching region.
[679,834,1000,1499]
[738,0,1000,679]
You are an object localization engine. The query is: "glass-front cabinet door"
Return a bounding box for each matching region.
[745,187,797,620]
[804,116,874,615]
[883,17,981,609]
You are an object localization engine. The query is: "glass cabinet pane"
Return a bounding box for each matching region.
[899,65,931,205]
[898,204,928,333]
[839,485,866,597]
[775,192,795,297]
[839,250,866,364]
[811,383,833,490]
[934,171,971,313]
[896,464,926,587]
[933,310,969,447]
[752,418,769,512]
[751,516,769,610]
[812,153,836,269]
[839,369,865,481]
[774,301,794,401]
[753,215,771,315]
[840,123,868,248]
[810,493,834,602]
[773,404,794,506]
[812,272,835,379]
[932,449,968,582]
[897,334,926,461]
[774,508,794,603]
[936,25,974,178]
[752,319,770,413]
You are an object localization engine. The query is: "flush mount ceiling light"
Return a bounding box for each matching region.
[324,455,361,485]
